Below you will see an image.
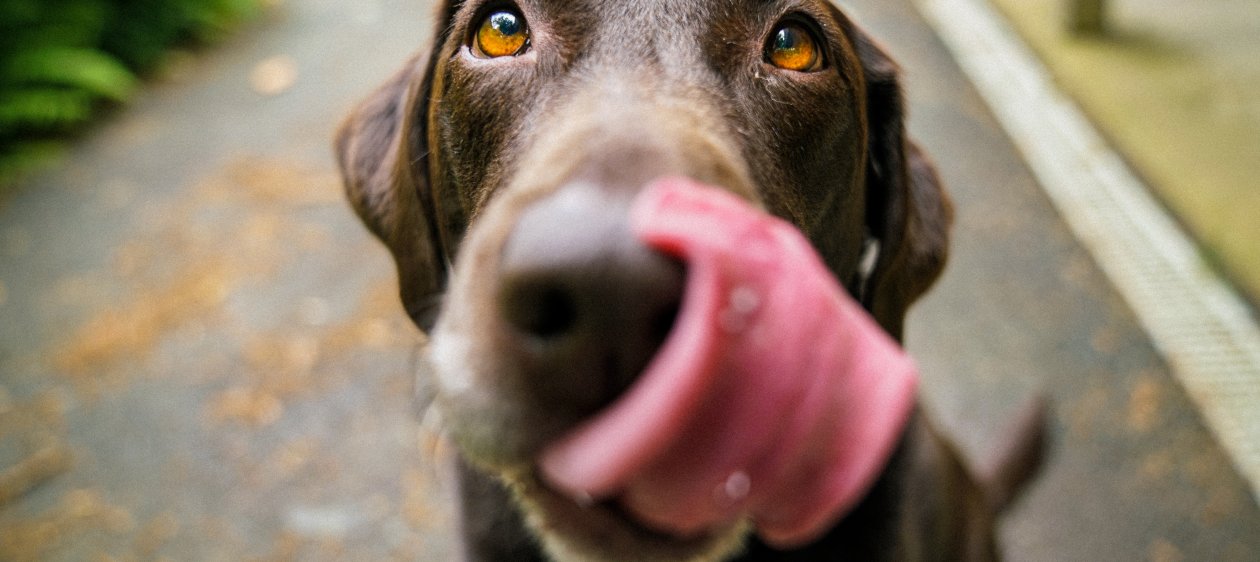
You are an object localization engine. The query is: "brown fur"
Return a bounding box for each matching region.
[336,1,1043,560]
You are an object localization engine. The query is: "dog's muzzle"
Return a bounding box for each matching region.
[497,183,686,421]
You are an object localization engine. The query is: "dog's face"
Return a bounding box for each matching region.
[337,1,951,560]
[431,0,870,258]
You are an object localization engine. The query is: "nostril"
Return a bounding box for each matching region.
[650,299,681,348]
[494,186,688,420]
[501,279,579,341]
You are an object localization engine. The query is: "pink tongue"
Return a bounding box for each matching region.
[538,177,918,548]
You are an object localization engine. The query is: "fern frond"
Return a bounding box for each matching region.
[0,88,95,133]
[187,0,262,42]
[0,0,263,190]
[0,139,63,188]
[0,1,109,51]
[1,47,137,102]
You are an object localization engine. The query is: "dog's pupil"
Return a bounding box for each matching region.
[490,12,521,37]
[775,28,800,51]
[768,24,819,71]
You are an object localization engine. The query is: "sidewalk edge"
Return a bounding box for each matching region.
[915,0,1260,501]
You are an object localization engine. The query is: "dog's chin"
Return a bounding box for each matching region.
[500,470,751,562]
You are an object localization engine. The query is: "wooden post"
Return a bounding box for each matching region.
[1068,0,1108,35]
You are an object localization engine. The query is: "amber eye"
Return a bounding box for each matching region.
[474,10,530,58]
[766,23,822,72]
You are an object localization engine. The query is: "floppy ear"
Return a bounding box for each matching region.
[849,28,953,341]
[335,4,460,331]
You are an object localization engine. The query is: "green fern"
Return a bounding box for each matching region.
[0,89,95,133]
[186,0,264,42]
[0,0,261,190]
[2,47,137,102]
[0,140,63,188]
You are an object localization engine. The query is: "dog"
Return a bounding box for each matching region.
[336,1,1043,560]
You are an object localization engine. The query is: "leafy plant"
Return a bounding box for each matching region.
[0,0,261,188]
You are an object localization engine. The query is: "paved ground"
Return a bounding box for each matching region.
[0,0,1256,560]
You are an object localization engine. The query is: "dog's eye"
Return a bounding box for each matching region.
[765,23,822,72]
[474,10,530,58]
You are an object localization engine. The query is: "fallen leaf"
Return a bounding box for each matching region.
[250,55,299,96]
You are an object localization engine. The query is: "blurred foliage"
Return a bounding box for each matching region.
[0,0,261,188]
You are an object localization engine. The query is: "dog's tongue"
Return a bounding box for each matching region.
[538,178,917,548]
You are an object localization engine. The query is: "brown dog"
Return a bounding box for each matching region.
[336,1,1042,560]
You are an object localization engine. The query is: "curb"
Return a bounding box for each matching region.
[916,0,1260,501]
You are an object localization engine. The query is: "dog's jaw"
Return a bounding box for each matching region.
[429,356,753,562]
[505,469,753,562]
[428,295,752,562]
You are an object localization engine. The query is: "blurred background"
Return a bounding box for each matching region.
[991,0,1260,319]
[0,0,1257,560]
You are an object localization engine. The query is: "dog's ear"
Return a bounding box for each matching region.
[335,5,461,331]
[846,25,953,341]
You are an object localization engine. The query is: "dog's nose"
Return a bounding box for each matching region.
[498,187,685,417]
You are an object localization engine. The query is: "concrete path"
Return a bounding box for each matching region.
[0,0,1256,560]
[845,2,1260,560]
[0,1,450,559]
